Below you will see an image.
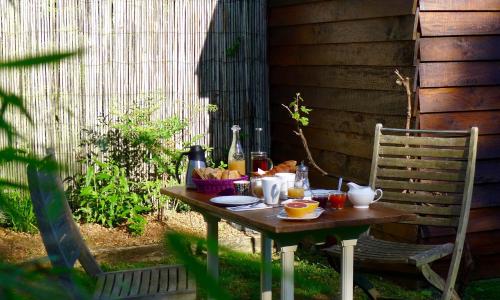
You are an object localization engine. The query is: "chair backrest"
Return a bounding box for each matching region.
[369,124,478,231]
[27,154,102,277]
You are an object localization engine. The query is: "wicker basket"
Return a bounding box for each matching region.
[193,176,249,195]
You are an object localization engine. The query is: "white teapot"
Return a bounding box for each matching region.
[347,182,383,208]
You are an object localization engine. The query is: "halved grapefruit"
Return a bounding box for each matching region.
[284,200,318,218]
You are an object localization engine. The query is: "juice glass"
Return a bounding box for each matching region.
[312,190,329,208]
[328,191,347,209]
[228,159,246,175]
[288,187,305,199]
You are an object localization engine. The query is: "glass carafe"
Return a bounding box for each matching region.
[288,161,310,198]
[251,127,273,173]
[228,125,246,175]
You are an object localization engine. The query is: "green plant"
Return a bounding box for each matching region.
[0,189,37,233]
[73,159,150,235]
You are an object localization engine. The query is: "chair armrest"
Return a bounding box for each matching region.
[409,243,454,267]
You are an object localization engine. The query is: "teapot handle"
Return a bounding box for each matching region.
[373,189,383,202]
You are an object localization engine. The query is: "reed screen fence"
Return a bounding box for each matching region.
[0,0,269,183]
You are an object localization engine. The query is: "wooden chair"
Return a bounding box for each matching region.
[324,124,478,300]
[27,155,196,300]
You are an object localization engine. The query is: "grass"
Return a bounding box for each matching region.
[100,232,439,299]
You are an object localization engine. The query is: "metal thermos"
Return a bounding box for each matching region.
[175,145,206,189]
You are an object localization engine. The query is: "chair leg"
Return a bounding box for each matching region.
[418,264,460,300]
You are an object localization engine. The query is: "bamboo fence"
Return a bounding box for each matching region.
[0,0,269,183]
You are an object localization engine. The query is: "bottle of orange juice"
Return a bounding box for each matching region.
[228,125,246,175]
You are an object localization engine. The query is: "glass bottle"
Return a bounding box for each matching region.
[289,161,310,198]
[251,127,273,172]
[228,125,246,175]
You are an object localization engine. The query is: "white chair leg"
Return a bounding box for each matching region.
[280,245,297,300]
[340,239,358,300]
[260,235,273,300]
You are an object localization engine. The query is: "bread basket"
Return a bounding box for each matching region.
[193,176,249,194]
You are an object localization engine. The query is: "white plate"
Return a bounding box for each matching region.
[209,195,261,207]
[277,207,325,221]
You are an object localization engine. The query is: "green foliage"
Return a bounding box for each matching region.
[67,102,213,233]
[226,37,242,58]
[71,160,150,235]
[0,189,37,233]
[286,93,312,127]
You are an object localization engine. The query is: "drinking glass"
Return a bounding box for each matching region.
[328,191,347,209]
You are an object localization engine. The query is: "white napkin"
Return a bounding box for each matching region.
[227,202,271,211]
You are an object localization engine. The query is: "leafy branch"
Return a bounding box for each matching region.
[281,93,329,176]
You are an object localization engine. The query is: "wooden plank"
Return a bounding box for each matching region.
[419,111,500,135]
[102,273,116,298]
[472,183,500,208]
[377,168,465,181]
[379,145,467,158]
[178,266,188,290]
[376,179,464,193]
[128,270,142,297]
[148,268,160,294]
[269,41,416,66]
[420,12,500,36]
[375,200,461,216]
[138,269,151,296]
[270,86,408,116]
[378,157,467,170]
[476,159,500,184]
[381,191,462,205]
[268,0,322,8]
[110,272,124,298]
[159,267,169,293]
[268,0,417,27]
[269,15,416,46]
[119,271,133,298]
[420,36,500,62]
[419,86,500,113]
[272,104,406,136]
[271,139,372,183]
[270,66,416,91]
[419,62,500,88]
[420,0,500,11]
[271,122,374,159]
[168,266,178,292]
[379,135,468,147]
[403,216,459,227]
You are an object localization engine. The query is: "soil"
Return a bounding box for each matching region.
[0,210,259,264]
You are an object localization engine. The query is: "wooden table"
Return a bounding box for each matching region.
[161,186,415,300]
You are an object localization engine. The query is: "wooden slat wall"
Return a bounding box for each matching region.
[418,0,500,279]
[268,0,417,186]
[0,0,268,183]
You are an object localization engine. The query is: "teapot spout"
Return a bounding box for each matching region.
[347,182,364,190]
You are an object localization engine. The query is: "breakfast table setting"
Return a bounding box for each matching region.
[164,126,415,300]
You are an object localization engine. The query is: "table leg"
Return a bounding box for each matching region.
[204,216,220,282]
[340,239,358,300]
[261,234,272,300]
[280,245,297,300]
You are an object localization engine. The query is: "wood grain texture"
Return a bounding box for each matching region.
[419,62,500,87]
[419,87,500,113]
[477,135,500,159]
[270,86,408,116]
[419,111,500,135]
[270,66,416,91]
[268,0,417,27]
[420,36,500,62]
[272,104,406,136]
[420,12,500,36]
[270,41,416,66]
[269,15,416,45]
[161,186,416,234]
[420,0,500,11]
[268,0,322,8]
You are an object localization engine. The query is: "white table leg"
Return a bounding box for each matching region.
[280,245,297,300]
[340,239,358,300]
[205,216,219,282]
[261,235,273,300]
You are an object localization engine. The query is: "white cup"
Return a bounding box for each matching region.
[275,173,296,200]
[262,177,281,206]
